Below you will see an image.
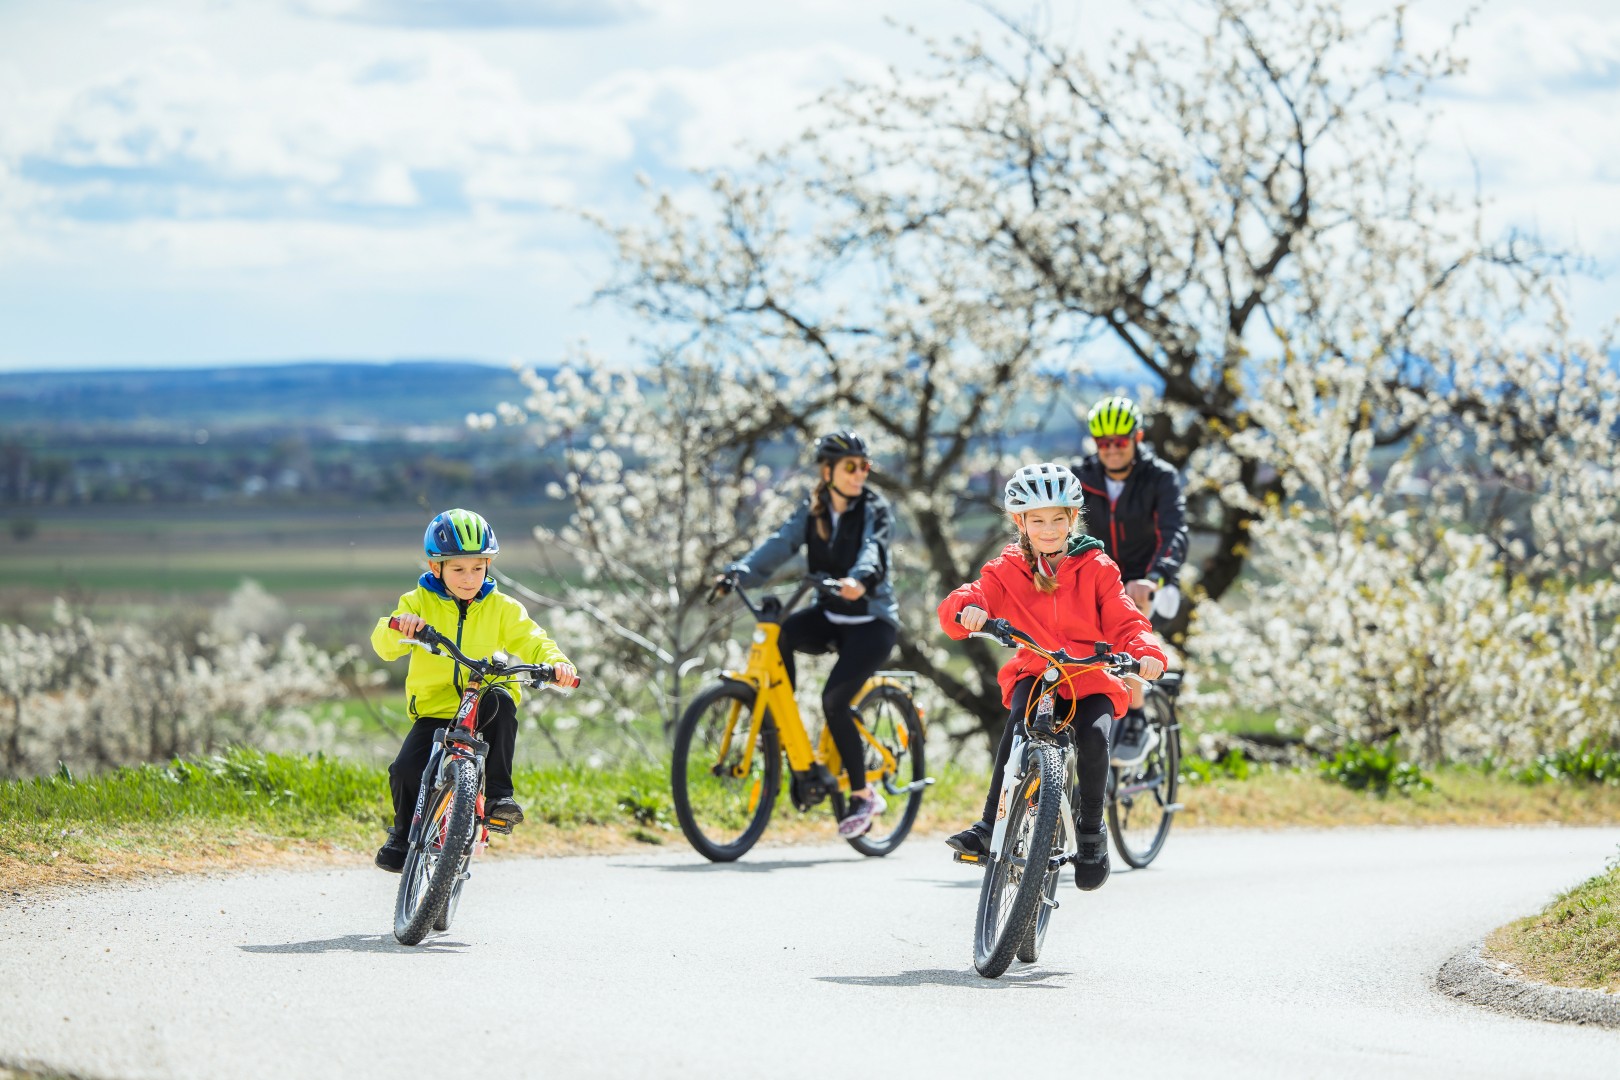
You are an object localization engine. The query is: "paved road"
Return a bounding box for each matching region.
[3,827,1618,1079]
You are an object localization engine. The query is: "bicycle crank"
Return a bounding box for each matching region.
[882,775,937,796]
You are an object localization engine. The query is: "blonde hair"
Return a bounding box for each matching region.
[1012,509,1080,595]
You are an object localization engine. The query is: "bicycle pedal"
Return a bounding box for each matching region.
[952,850,986,866]
[484,817,515,835]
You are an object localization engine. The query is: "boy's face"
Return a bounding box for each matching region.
[434,557,491,600]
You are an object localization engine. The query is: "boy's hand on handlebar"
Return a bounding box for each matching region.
[391,614,426,639]
[835,577,866,602]
[957,605,988,633]
[551,663,580,689]
[1136,655,1165,680]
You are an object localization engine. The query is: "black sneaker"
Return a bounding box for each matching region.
[1072,826,1110,891]
[485,796,524,833]
[375,828,408,874]
[945,821,991,857]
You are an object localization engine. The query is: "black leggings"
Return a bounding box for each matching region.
[388,688,518,835]
[777,608,898,794]
[980,679,1113,835]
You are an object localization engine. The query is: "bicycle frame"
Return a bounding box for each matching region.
[407,669,494,857]
[711,580,919,795]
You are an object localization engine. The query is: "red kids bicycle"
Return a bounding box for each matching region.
[387,617,578,945]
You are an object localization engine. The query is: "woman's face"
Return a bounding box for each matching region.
[823,455,871,498]
[1018,507,1074,556]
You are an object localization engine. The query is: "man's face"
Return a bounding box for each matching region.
[1096,433,1138,474]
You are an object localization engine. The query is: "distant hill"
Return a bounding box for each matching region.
[0,361,548,431]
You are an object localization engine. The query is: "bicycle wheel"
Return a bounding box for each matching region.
[974,740,1064,978]
[1108,687,1181,868]
[671,680,781,862]
[394,755,477,946]
[830,684,927,857]
[1018,804,1065,963]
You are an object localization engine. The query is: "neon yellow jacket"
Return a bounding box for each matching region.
[370,573,571,721]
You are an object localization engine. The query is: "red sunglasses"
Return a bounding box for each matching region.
[1094,435,1134,450]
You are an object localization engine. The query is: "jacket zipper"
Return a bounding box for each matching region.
[453,598,469,697]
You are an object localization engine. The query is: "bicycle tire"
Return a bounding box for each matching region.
[829,684,927,857]
[671,680,781,862]
[1018,806,1065,964]
[1108,686,1181,868]
[394,755,477,946]
[974,740,1064,978]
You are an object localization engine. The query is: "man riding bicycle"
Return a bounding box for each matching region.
[1074,396,1188,766]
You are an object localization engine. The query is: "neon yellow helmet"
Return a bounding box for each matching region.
[1087,396,1142,438]
[424,508,499,559]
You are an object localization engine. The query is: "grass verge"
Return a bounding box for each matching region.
[0,749,986,896]
[4,750,1619,898]
[1486,856,1620,993]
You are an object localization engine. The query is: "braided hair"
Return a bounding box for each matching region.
[809,474,833,542]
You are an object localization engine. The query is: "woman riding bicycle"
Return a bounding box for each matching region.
[717,430,898,838]
[938,463,1166,889]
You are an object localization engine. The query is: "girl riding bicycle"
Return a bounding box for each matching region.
[938,463,1166,889]
[719,430,898,838]
[370,508,577,872]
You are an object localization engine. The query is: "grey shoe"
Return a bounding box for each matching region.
[1111,711,1160,767]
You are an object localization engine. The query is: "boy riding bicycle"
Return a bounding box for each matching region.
[370,508,577,872]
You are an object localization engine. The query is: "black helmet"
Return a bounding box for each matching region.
[814,429,869,463]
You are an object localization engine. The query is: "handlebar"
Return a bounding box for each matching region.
[952,612,1140,675]
[388,617,581,689]
[707,573,844,620]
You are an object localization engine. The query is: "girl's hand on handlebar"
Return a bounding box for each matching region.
[835,577,866,602]
[551,662,580,689]
[1136,655,1165,680]
[957,605,988,633]
[393,614,426,638]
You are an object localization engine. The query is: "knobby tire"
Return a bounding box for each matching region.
[975,740,1064,978]
[394,755,477,946]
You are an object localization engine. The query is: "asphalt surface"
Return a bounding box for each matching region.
[3,827,1619,1079]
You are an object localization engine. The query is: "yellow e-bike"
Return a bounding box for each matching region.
[671,575,933,862]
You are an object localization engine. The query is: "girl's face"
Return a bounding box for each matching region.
[435,557,491,600]
[1018,507,1075,556]
[823,455,870,498]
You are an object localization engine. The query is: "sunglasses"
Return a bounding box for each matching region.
[1094,435,1134,451]
[837,458,872,474]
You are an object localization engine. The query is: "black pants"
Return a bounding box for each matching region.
[388,688,517,836]
[777,609,898,794]
[979,679,1113,835]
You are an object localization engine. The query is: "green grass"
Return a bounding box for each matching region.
[1489,855,1620,992]
[0,747,987,891]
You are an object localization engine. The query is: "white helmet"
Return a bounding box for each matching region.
[1003,462,1085,512]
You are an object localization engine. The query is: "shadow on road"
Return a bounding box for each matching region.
[815,968,1071,989]
[238,934,469,955]
[616,857,853,874]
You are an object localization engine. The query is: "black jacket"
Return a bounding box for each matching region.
[1074,445,1188,585]
[726,488,898,627]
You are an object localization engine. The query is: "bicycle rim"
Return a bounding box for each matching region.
[671,681,781,862]
[1108,690,1180,868]
[975,741,1063,978]
[838,684,926,857]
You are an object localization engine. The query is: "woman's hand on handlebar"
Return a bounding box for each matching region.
[835,577,866,602]
[956,605,988,633]
[550,662,580,690]
[391,614,426,639]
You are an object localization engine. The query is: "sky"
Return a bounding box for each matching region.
[1,0,1619,372]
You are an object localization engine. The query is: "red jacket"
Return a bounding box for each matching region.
[938,536,1168,717]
